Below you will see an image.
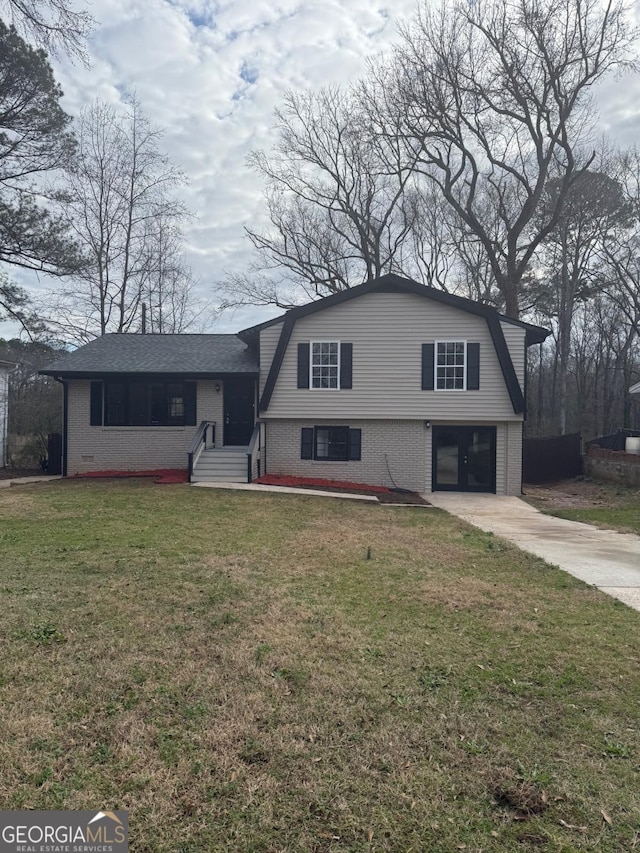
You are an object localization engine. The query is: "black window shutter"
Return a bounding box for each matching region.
[90,381,103,426]
[301,427,313,459]
[184,381,197,425]
[467,343,480,390]
[348,428,361,461]
[298,343,310,388]
[340,343,352,389]
[422,344,435,390]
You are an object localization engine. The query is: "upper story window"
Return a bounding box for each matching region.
[436,341,466,390]
[311,341,340,389]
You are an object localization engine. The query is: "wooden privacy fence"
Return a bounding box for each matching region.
[522,433,582,484]
[586,429,640,451]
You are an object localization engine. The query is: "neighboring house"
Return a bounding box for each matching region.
[40,274,549,494]
[0,358,15,468]
[630,381,640,395]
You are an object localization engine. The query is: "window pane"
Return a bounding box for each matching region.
[105,383,126,426]
[436,342,465,390]
[467,429,492,487]
[436,430,460,485]
[316,428,330,457]
[315,426,349,460]
[150,384,165,425]
[129,382,149,425]
[167,383,184,421]
[311,341,339,388]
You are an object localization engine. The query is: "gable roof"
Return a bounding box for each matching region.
[40,334,259,378]
[238,274,550,347]
[245,274,549,416]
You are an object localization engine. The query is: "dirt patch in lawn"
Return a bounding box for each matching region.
[524,476,640,534]
[524,476,640,508]
[0,468,43,480]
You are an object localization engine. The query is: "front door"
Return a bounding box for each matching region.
[432,426,496,492]
[223,378,255,446]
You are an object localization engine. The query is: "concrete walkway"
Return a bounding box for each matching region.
[426,493,640,612]
[192,481,379,501]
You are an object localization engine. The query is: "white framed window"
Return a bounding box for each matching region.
[435,341,467,390]
[311,340,340,389]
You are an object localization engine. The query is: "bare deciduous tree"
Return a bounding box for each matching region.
[599,149,640,339]
[221,86,420,309]
[0,0,93,62]
[48,98,197,342]
[533,168,630,432]
[383,0,636,318]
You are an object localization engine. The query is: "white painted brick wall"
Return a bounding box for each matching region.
[66,379,224,474]
[266,418,522,495]
[265,419,428,492]
[505,420,523,496]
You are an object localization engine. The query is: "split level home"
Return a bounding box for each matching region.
[40,274,549,495]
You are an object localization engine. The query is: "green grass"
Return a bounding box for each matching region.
[527,480,640,535]
[1,479,639,852]
[548,504,640,535]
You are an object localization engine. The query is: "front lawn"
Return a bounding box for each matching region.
[1,480,638,852]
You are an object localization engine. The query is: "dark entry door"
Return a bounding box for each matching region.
[432,426,496,492]
[223,378,255,445]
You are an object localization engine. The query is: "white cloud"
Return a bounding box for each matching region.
[2,0,640,340]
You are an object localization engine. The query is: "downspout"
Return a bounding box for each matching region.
[54,377,68,476]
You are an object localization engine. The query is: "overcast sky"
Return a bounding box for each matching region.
[4,0,640,340]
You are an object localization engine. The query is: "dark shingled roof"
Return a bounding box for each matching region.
[40,334,259,376]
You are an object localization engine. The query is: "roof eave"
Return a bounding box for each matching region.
[524,326,551,346]
[39,369,260,379]
[238,274,551,342]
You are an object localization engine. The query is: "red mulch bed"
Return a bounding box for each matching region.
[254,475,430,505]
[74,469,188,485]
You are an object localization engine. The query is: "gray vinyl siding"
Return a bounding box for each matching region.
[259,322,282,397]
[66,379,223,474]
[500,321,526,386]
[260,292,522,420]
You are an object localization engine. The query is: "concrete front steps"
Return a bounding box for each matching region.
[191,446,249,483]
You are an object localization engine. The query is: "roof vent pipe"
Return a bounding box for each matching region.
[141,302,147,334]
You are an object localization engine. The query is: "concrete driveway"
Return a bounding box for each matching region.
[426,493,640,612]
